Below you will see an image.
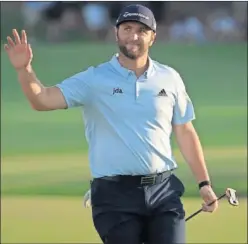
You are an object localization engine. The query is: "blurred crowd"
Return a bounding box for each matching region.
[4,1,248,43]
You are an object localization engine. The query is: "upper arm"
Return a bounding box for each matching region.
[173,121,195,137]
[42,86,68,110]
[171,71,196,125]
[39,67,94,111]
[172,121,198,149]
[54,67,94,109]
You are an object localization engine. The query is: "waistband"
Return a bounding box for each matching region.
[93,170,174,186]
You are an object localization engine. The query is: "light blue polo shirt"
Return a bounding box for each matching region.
[56,54,195,178]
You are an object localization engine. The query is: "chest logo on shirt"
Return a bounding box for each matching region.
[113,87,123,95]
[157,89,167,97]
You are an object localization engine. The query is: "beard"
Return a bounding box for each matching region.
[117,33,147,60]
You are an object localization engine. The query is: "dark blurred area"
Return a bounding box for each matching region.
[1,1,247,43]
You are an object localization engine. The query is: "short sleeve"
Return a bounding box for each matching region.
[172,71,196,125]
[55,67,94,108]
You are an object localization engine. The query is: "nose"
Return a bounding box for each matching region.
[130,32,139,41]
[133,33,138,40]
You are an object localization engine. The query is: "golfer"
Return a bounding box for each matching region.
[4,4,218,244]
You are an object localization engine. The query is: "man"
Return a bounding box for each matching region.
[4,4,218,244]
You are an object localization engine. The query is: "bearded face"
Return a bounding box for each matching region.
[116,21,155,60]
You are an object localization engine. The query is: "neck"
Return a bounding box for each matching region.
[118,52,149,78]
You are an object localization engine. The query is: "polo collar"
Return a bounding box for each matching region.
[109,53,154,79]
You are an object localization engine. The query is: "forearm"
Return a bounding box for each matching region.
[176,126,210,183]
[17,66,48,109]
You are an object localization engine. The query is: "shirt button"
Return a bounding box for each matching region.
[128,71,133,77]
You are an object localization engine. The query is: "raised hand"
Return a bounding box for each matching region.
[4,29,33,70]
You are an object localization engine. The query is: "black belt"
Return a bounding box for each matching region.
[95,170,173,186]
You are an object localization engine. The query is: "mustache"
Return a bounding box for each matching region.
[126,42,141,45]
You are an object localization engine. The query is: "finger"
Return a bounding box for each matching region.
[27,44,33,57]
[202,202,218,212]
[7,36,15,47]
[12,29,21,44]
[21,30,27,44]
[4,44,10,52]
[211,201,218,211]
[86,200,91,208]
[203,206,213,212]
[203,191,217,204]
[202,203,209,212]
[207,206,217,212]
[206,198,217,206]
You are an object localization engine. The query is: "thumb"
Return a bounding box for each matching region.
[27,44,33,58]
[4,44,10,54]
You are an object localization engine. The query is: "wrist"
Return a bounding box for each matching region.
[198,180,211,189]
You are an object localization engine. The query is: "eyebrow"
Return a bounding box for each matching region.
[140,26,150,31]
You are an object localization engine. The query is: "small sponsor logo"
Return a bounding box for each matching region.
[113,88,123,95]
[157,89,167,96]
[123,12,149,20]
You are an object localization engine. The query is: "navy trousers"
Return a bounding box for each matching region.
[91,173,186,244]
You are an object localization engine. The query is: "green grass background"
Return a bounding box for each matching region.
[1,42,247,243]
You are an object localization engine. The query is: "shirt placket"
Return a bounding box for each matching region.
[128,72,147,101]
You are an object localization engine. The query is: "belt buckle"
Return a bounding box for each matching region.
[140,175,156,185]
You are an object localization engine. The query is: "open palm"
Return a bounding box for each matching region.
[4,29,33,70]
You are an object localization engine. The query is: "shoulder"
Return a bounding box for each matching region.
[94,59,117,74]
[68,60,113,82]
[67,66,95,82]
[86,60,119,81]
[152,60,182,79]
[152,60,185,89]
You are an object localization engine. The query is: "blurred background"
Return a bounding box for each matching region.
[1,1,247,43]
[1,1,247,244]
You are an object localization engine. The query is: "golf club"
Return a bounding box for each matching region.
[185,188,239,222]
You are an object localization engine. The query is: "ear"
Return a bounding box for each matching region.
[149,32,156,47]
[115,27,118,42]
